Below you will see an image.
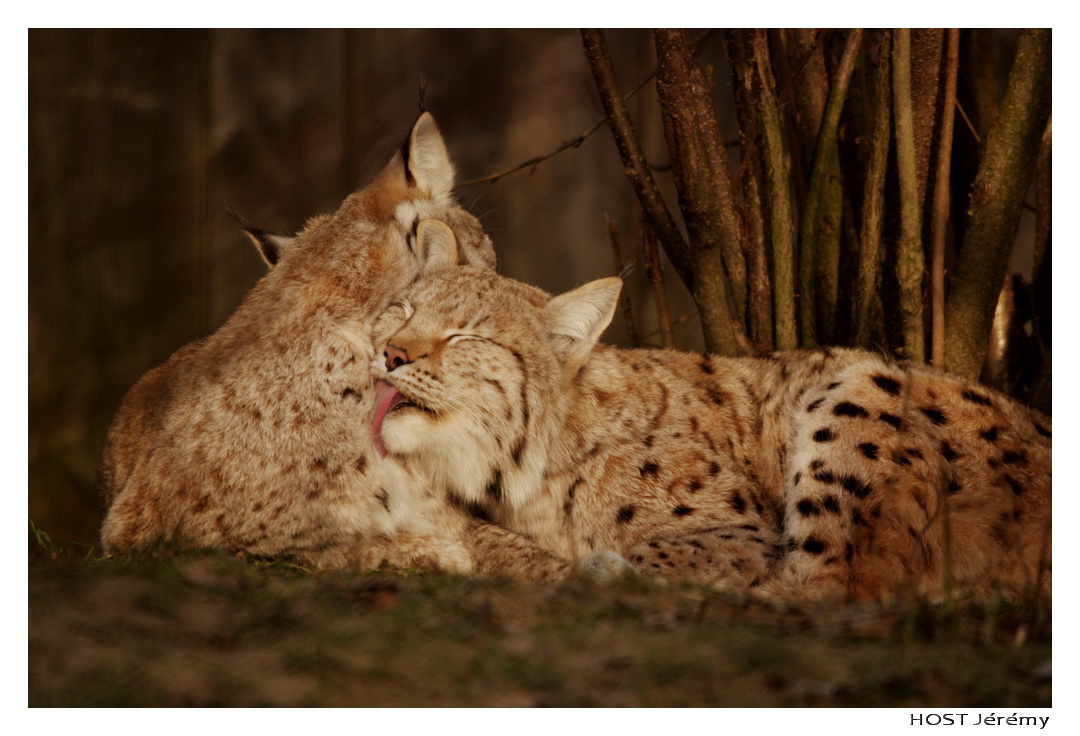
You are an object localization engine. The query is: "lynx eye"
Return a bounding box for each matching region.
[404,216,420,253]
[447,334,488,345]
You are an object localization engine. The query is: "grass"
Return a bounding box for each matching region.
[28,534,1051,708]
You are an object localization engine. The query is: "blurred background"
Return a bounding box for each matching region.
[29,29,1038,547]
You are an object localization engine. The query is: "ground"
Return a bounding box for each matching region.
[28,538,1050,707]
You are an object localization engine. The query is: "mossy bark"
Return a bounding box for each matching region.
[945,29,1052,379]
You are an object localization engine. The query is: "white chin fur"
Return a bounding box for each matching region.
[383,415,502,504]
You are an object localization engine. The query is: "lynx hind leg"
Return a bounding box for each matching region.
[776,360,1051,602]
[623,524,782,595]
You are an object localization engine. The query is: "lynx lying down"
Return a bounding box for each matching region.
[373,267,1051,602]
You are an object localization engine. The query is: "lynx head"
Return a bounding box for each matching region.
[371,267,622,511]
[237,112,495,347]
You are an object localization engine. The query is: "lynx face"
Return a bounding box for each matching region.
[373,267,619,513]
[100,113,497,571]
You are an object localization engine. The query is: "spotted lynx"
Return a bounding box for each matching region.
[100,113,571,577]
[373,266,1051,602]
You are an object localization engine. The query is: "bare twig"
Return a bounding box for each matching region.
[654,28,751,356]
[581,29,694,291]
[744,30,799,350]
[607,215,640,347]
[853,32,892,349]
[641,214,677,349]
[892,28,926,362]
[953,98,982,144]
[930,29,960,367]
[455,71,658,189]
[799,28,863,347]
[945,28,1052,379]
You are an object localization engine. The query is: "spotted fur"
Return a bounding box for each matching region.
[376,267,1051,602]
[99,114,537,573]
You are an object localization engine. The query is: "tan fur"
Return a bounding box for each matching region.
[376,267,1052,602]
[100,114,524,573]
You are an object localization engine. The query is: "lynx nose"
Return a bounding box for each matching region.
[384,344,410,371]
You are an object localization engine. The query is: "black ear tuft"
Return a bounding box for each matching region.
[225,202,293,268]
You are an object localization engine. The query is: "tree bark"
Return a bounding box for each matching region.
[892,28,926,362]
[945,29,1052,378]
[653,28,750,355]
[930,30,959,367]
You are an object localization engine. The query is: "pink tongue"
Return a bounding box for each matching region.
[371,379,405,458]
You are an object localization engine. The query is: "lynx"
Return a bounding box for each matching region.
[100,113,571,577]
[373,266,1052,602]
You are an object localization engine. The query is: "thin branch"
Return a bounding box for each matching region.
[953,97,982,145]
[455,71,658,189]
[853,32,892,349]
[747,29,798,350]
[798,28,863,347]
[945,28,1052,379]
[654,27,751,356]
[930,29,960,368]
[892,28,927,362]
[581,29,694,291]
[642,214,677,349]
[607,215,640,347]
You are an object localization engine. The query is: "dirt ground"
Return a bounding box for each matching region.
[28,542,1051,708]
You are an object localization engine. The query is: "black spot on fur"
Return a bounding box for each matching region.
[616,505,636,523]
[374,488,390,511]
[858,442,879,460]
[673,506,696,517]
[813,428,835,442]
[341,387,361,401]
[706,386,727,406]
[833,401,868,418]
[827,382,841,390]
[688,479,703,493]
[822,496,841,514]
[802,537,827,554]
[813,471,836,484]
[806,397,825,413]
[639,462,660,478]
[700,358,714,375]
[730,492,746,513]
[708,462,721,477]
[739,524,759,532]
[905,448,924,460]
[840,475,873,499]
[793,472,802,486]
[1002,450,1027,466]
[979,426,999,443]
[486,471,503,502]
[796,499,820,516]
[845,543,855,563]
[879,412,902,429]
[510,437,526,466]
[872,375,902,396]
[643,435,654,448]
[947,480,962,494]
[852,507,869,527]
[1004,476,1025,496]
[892,451,912,466]
[940,441,960,462]
[355,455,368,473]
[962,389,993,407]
[987,457,999,469]
[1035,423,1051,439]
[810,459,825,470]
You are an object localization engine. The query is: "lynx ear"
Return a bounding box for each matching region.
[243,228,297,269]
[405,112,455,202]
[543,277,622,371]
[417,219,459,274]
